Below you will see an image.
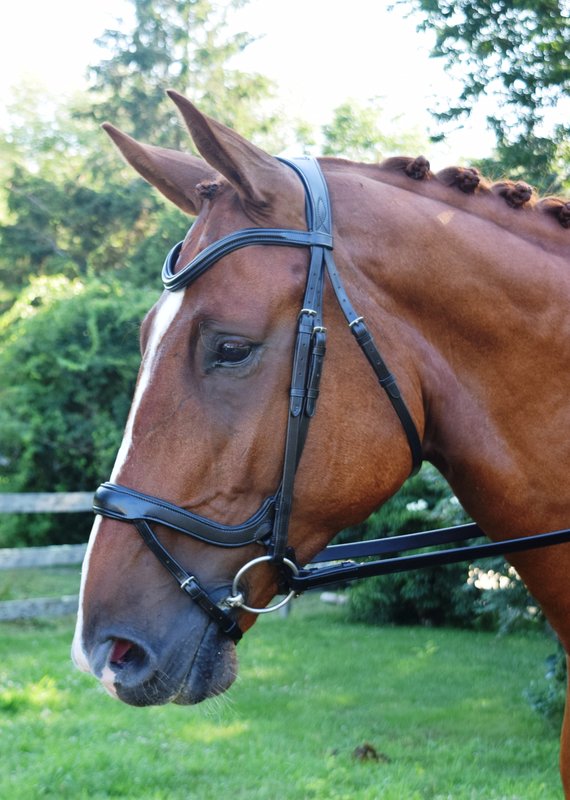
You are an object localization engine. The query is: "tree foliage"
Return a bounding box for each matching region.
[322,99,427,161]
[525,642,567,726]
[0,0,283,309]
[401,0,570,189]
[0,88,188,311]
[345,465,482,627]
[88,0,281,148]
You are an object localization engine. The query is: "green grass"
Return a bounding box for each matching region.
[0,565,81,600]
[0,597,562,799]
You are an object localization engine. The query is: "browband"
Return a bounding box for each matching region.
[163,230,333,291]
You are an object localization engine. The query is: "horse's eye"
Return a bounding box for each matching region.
[215,339,253,366]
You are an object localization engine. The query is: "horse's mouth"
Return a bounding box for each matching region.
[99,622,238,707]
[172,624,238,706]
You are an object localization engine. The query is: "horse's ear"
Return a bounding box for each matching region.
[102,123,216,216]
[166,90,304,223]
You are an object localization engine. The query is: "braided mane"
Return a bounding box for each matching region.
[377,155,570,231]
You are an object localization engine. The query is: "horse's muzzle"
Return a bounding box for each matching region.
[76,617,238,706]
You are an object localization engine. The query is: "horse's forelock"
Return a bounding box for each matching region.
[196,180,222,201]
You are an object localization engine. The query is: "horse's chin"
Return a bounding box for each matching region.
[173,626,238,706]
[112,624,238,707]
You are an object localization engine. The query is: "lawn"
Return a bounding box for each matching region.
[0,564,81,601]
[0,597,562,799]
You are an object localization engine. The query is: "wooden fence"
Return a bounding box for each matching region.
[0,492,92,621]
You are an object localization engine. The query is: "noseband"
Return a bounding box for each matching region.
[93,157,422,642]
[93,157,570,643]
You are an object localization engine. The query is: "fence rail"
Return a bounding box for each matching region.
[0,492,92,621]
[0,543,87,570]
[0,596,80,622]
[0,492,93,514]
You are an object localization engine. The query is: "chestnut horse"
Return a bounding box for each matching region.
[72,92,570,789]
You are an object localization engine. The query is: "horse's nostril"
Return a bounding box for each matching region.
[110,638,144,669]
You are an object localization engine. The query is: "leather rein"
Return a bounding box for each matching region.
[93,157,570,643]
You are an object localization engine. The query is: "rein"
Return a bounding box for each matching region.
[92,157,570,643]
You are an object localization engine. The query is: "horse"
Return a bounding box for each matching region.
[72,91,570,791]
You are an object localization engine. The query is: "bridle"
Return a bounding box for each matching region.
[93,157,570,643]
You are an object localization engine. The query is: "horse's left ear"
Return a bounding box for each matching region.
[167,90,304,224]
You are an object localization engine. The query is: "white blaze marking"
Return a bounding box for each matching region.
[72,291,185,674]
[111,291,185,481]
[71,516,100,672]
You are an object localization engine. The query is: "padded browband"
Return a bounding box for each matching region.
[163,230,333,291]
[93,482,275,546]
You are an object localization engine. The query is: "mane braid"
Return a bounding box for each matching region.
[537,196,570,229]
[375,155,570,232]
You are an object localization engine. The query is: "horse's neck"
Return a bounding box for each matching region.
[348,177,570,536]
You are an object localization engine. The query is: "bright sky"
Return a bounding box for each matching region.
[0,0,495,163]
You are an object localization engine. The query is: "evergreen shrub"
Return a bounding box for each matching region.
[0,275,156,545]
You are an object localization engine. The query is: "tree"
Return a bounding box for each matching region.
[0,1,285,309]
[400,0,570,190]
[0,85,187,307]
[322,99,427,162]
[88,0,281,149]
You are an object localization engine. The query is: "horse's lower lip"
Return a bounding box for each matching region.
[173,625,238,705]
[111,623,238,707]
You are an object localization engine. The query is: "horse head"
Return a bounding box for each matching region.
[72,92,422,706]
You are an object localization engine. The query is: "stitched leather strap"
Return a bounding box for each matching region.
[94,482,275,546]
[324,249,423,474]
[134,520,242,642]
[163,229,333,291]
[268,158,332,562]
